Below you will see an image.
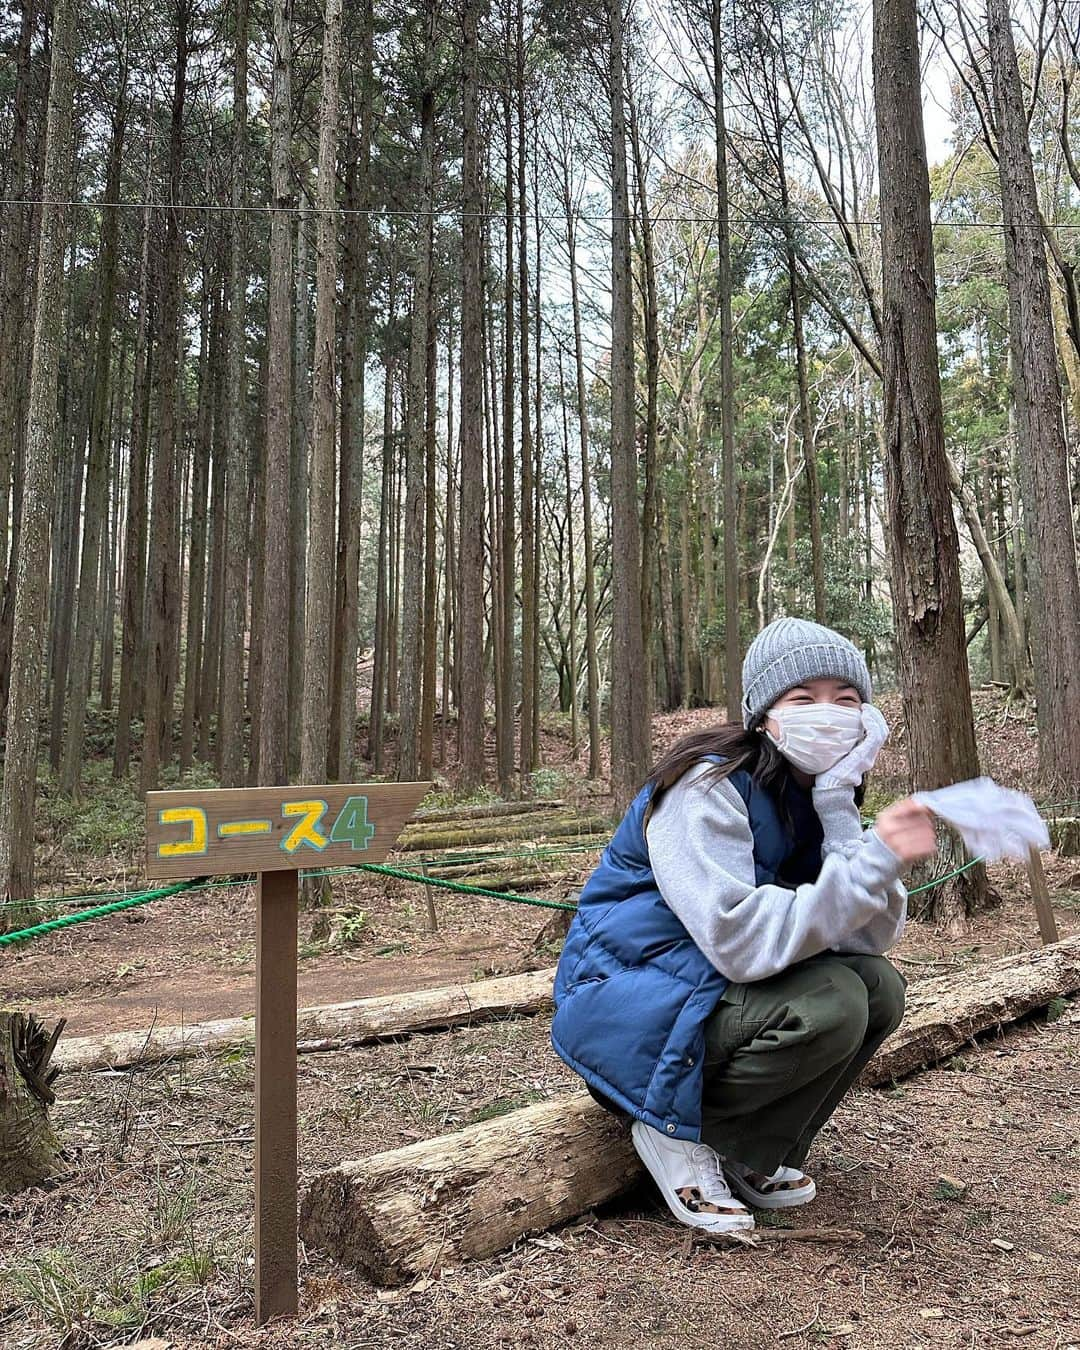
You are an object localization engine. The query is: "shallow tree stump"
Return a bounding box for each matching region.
[0,1011,65,1192]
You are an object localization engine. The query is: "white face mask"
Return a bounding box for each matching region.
[764,703,864,775]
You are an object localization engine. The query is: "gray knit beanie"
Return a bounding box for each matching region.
[741,618,872,728]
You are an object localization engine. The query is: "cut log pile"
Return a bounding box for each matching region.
[300,935,1080,1285]
[396,798,609,894]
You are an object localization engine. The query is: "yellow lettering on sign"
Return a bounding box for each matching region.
[218,820,273,838]
[280,800,329,854]
[158,806,209,858]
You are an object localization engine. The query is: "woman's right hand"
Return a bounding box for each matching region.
[873,798,938,865]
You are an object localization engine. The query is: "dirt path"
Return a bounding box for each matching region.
[27,946,501,1036]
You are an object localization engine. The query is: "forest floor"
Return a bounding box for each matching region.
[2,689,1080,1348]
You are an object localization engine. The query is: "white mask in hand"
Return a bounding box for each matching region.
[765,704,864,775]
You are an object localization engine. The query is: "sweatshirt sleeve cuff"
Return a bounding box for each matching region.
[812,785,865,849]
[857,829,905,888]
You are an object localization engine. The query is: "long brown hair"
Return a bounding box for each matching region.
[645,722,865,828]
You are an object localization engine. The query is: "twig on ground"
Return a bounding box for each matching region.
[777,1300,823,1338]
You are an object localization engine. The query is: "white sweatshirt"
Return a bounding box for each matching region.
[644,764,908,984]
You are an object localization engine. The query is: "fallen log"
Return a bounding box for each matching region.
[300,1093,640,1285]
[301,936,1080,1285]
[860,934,1080,1084]
[410,800,567,824]
[396,814,610,852]
[1,1012,65,1192]
[55,967,557,1074]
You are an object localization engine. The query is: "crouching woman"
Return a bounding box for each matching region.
[551,618,936,1234]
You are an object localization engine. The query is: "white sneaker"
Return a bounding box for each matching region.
[631,1121,755,1233]
[724,1159,817,1210]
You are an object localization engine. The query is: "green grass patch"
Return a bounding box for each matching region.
[468,1089,547,1124]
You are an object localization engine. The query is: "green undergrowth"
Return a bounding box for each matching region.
[1,1238,217,1341]
[40,758,220,872]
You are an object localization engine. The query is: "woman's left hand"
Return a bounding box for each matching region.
[814,704,890,790]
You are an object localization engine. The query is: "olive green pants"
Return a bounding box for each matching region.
[700,952,906,1175]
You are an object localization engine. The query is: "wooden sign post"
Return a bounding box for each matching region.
[145,781,430,1325]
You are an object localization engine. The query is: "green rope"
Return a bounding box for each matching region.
[0,881,196,946]
[907,855,984,895]
[354,861,576,910]
[0,843,1016,948]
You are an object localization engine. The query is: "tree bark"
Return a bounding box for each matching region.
[140,0,190,794]
[712,0,741,718]
[517,0,537,782]
[331,9,372,780]
[872,0,990,918]
[399,0,436,783]
[564,184,600,777]
[256,0,294,787]
[289,189,311,775]
[458,0,487,791]
[608,0,650,811]
[0,0,76,902]
[301,0,343,785]
[178,268,215,774]
[987,0,1080,792]
[114,168,153,780]
[219,0,250,787]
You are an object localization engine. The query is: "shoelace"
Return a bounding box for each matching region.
[690,1143,741,1206]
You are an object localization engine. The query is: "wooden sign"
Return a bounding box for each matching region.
[145,782,430,880]
[144,779,430,1326]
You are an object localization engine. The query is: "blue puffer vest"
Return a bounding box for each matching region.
[551,764,824,1141]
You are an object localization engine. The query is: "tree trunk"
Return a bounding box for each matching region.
[629,92,660,703]
[219,0,249,787]
[945,452,1027,691]
[0,1012,64,1192]
[331,8,372,780]
[497,76,515,797]
[369,290,395,774]
[289,189,311,776]
[458,0,486,791]
[399,2,436,783]
[0,0,76,902]
[178,272,214,774]
[301,0,343,785]
[712,0,741,718]
[564,188,600,778]
[140,0,189,795]
[114,176,153,780]
[987,0,1080,792]
[420,278,439,780]
[517,0,537,783]
[872,0,991,919]
[0,0,37,605]
[609,0,650,811]
[199,286,226,764]
[62,85,125,796]
[258,0,294,788]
